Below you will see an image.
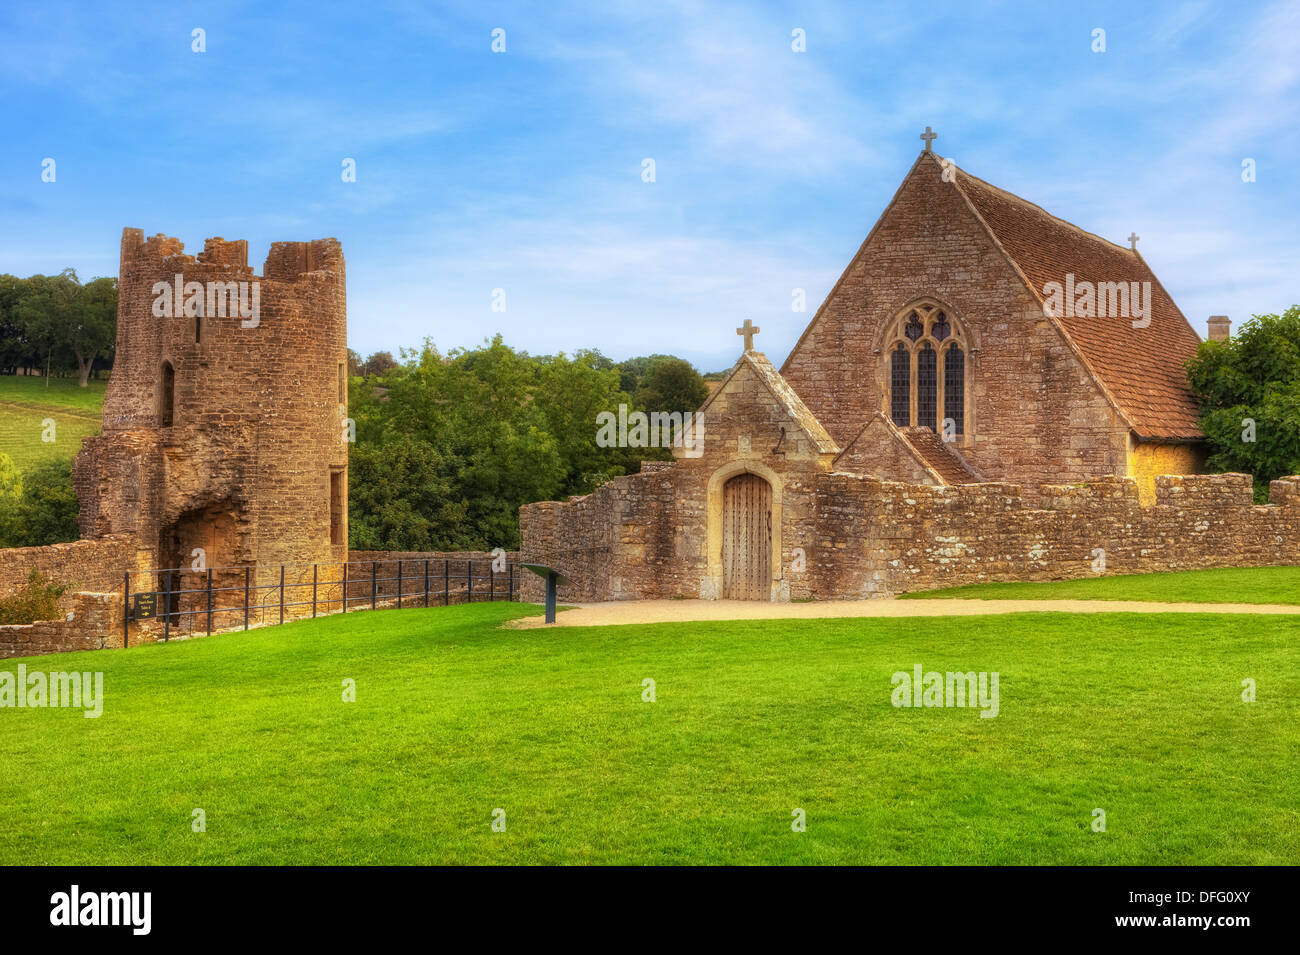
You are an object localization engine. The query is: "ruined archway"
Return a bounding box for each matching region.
[157,500,246,630]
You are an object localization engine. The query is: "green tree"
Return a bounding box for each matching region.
[0,275,30,374]
[535,349,643,495]
[0,452,22,507]
[633,356,709,414]
[1187,306,1300,501]
[13,274,63,379]
[73,275,117,386]
[0,459,79,547]
[8,270,116,384]
[349,337,564,549]
[615,354,675,394]
[347,438,467,550]
[345,337,707,548]
[359,351,399,378]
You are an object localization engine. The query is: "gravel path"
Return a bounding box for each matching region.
[507,597,1300,628]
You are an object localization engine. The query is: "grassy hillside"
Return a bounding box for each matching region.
[0,374,105,471]
[1,602,1295,865]
[901,566,1300,605]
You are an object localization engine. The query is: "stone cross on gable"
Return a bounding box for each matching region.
[737,318,760,352]
[920,126,937,152]
[1128,232,1140,250]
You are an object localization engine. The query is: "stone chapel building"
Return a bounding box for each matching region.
[782,146,1208,501]
[520,141,1300,602]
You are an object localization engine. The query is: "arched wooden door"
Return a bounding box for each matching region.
[722,473,772,600]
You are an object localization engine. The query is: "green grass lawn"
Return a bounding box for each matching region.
[0,374,105,471]
[901,566,1300,605]
[1,602,1295,865]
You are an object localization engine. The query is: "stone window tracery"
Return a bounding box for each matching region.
[884,302,968,437]
[904,313,923,342]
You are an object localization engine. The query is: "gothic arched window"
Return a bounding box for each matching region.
[883,302,969,437]
[944,344,964,435]
[890,343,910,426]
[917,343,937,431]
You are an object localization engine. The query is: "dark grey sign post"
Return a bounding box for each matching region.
[522,563,570,624]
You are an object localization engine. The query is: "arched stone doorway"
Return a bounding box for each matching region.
[157,500,244,632]
[721,472,773,600]
[705,461,783,601]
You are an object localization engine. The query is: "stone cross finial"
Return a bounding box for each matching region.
[920,126,937,152]
[737,318,760,352]
[1128,232,1140,250]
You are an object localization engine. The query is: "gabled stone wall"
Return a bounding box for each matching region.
[778,153,1131,498]
[521,349,1296,604]
[834,414,939,484]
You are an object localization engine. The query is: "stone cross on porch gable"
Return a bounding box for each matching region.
[920,126,937,152]
[737,318,760,352]
[1128,232,1140,251]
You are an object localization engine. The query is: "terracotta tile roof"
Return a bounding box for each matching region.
[949,159,1205,440]
[900,428,983,484]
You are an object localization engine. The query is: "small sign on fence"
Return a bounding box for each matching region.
[132,592,157,620]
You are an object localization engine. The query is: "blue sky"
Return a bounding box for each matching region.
[1,0,1296,372]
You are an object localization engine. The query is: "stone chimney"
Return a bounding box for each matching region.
[1208,315,1231,342]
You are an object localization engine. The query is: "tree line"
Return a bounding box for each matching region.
[0,270,117,385]
[347,337,709,551]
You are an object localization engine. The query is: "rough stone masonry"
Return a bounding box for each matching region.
[1,228,349,656]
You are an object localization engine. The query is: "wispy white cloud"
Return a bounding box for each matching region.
[536,0,883,178]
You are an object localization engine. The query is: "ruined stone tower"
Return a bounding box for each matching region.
[74,228,349,583]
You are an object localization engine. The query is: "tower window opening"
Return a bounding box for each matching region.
[159,361,175,427]
[330,470,345,546]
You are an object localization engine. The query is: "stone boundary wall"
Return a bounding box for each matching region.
[521,472,1300,601]
[820,472,1300,597]
[0,591,123,659]
[519,475,663,603]
[0,535,145,606]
